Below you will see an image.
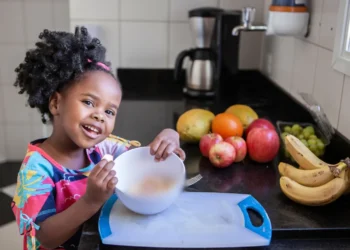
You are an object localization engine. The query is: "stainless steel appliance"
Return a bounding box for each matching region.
[174,8,222,97]
[174,7,266,98]
[175,7,241,96]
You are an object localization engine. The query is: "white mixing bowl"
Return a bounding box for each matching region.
[112,146,186,215]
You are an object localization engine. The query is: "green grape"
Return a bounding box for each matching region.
[291,124,302,135]
[317,141,325,151]
[304,126,315,135]
[316,138,323,144]
[298,134,305,140]
[309,144,317,153]
[301,139,309,147]
[284,126,292,133]
[309,134,318,140]
[303,130,311,140]
[308,139,317,146]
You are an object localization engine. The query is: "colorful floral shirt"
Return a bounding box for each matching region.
[11,135,141,250]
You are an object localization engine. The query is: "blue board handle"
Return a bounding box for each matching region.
[238,195,272,241]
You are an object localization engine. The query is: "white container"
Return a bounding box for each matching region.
[112,146,186,215]
[266,10,309,36]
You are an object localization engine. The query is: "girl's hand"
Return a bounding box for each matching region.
[149,128,186,161]
[82,159,117,208]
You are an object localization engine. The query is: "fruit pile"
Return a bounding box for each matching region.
[176,104,280,168]
[278,134,350,206]
[281,124,326,159]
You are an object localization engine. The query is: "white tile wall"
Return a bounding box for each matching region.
[2,85,31,123]
[0,84,4,124]
[0,0,70,161]
[120,22,168,68]
[303,0,323,45]
[290,39,318,101]
[0,0,266,160]
[168,23,192,67]
[262,0,350,140]
[169,0,219,21]
[120,0,169,21]
[0,125,6,163]
[69,0,119,20]
[71,20,120,69]
[312,48,344,127]
[5,124,31,161]
[319,0,339,50]
[70,0,265,70]
[24,0,55,43]
[53,0,70,32]
[269,36,295,91]
[0,45,27,85]
[0,1,25,44]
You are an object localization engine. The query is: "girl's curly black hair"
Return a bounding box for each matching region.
[14,26,116,124]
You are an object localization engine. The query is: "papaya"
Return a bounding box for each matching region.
[225,104,258,129]
[176,109,215,143]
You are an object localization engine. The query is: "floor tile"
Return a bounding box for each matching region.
[0,192,15,226]
[0,162,21,188]
[2,184,16,198]
[0,221,23,249]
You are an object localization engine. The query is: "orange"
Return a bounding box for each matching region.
[211,113,243,139]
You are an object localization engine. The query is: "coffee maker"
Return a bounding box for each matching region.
[174,7,242,97]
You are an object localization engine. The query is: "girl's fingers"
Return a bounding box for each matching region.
[175,148,186,161]
[154,140,170,161]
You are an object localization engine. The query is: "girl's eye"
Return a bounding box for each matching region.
[83,100,94,106]
[105,110,115,116]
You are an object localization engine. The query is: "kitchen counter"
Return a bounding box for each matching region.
[78,69,350,250]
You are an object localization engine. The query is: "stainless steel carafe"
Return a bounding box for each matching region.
[174,7,223,97]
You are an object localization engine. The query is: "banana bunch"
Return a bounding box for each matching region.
[278,134,350,206]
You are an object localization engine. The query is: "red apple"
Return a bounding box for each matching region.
[199,133,223,157]
[247,127,280,163]
[245,118,275,137]
[208,141,236,168]
[224,136,247,162]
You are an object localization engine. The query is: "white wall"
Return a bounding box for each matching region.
[0,0,266,161]
[0,0,69,162]
[261,0,350,140]
[69,0,265,70]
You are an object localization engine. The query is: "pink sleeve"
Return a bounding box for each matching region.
[96,134,141,159]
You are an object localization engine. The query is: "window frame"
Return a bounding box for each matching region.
[332,0,350,76]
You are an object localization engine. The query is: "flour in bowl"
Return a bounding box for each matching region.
[128,176,176,196]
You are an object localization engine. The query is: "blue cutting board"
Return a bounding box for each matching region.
[99,192,272,248]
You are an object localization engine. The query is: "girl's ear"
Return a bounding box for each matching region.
[48,92,62,117]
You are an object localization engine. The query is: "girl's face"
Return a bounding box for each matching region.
[50,71,122,149]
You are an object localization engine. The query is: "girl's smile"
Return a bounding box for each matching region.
[81,123,103,139]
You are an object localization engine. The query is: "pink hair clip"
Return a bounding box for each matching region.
[87,58,110,71]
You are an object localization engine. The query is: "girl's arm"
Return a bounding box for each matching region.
[37,159,117,249]
[36,196,100,248]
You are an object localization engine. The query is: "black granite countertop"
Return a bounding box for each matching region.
[78,69,350,250]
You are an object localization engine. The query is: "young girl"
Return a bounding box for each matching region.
[11,26,186,250]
